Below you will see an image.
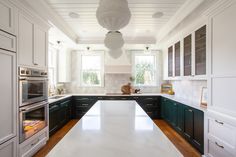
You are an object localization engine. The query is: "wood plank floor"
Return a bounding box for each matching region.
[34,119,201,157]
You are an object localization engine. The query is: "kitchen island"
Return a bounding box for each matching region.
[47,100,183,157]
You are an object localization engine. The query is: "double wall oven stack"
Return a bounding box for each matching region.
[18,67,49,143]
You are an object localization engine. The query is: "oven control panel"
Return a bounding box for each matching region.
[19,67,47,77]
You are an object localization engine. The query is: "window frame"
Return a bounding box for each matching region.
[132,51,158,87]
[48,44,58,87]
[80,51,104,87]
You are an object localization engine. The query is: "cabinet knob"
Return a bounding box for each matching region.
[188,109,193,112]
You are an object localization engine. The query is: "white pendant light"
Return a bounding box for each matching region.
[104,31,124,50]
[96,0,131,31]
[108,49,123,59]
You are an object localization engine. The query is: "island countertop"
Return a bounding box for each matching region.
[47,100,183,157]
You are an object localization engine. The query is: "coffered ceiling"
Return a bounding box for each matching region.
[45,0,188,44]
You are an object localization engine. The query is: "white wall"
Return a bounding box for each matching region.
[62,49,163,94]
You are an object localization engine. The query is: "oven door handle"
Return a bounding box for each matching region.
[19,77,48,81]
[20,102,48,112]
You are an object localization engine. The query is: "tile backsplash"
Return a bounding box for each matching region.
[170,80,207,103]
[64,73,160,94]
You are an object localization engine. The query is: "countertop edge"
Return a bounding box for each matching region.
[48,93,207,112]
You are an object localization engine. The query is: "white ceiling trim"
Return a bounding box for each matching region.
[156,0,205,42]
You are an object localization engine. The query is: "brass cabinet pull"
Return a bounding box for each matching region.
[215,120,224,125]
[215,142,224,149]
[82,104,89,106]
[146,104,153,106]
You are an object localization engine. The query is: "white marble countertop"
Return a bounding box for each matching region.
[47,101,183,157]
[48,93,206,112]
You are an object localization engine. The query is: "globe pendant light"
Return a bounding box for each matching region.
[104,31,124,50]
[108,49,123,59]
[96,0,131,31]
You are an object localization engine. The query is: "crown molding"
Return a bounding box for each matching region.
[23,0,78,44]
[156,0,205,43]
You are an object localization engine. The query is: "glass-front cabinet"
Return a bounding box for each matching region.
[184,35,192,76]
[195,25,206,75]
[166,25,206,80]
[174,41,181,77]
[168,46,173,77]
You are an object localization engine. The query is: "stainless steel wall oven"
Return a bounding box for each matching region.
[19,67,48,107]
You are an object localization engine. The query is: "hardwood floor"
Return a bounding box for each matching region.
[154,119,201,157]
[34,119,201,157]
[33,120,79,157]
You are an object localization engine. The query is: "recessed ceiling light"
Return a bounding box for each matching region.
[69,12,79,19]
[152,12,164,19]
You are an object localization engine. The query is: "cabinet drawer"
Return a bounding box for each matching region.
[0,30,16,51]
[20,130,47,157]
[208,117,236,147]
[207,139,234,157]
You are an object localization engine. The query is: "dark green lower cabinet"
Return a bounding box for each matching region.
[49,103,60,136]
[183,107,194,139]
[176,103,184,133]
[49,98,72,136]
[161,97,204,154]
[72,96,97,119]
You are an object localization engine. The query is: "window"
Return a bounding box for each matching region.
[81,52,104,86]
[133,52,157,86]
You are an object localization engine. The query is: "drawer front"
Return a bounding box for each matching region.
[20,130,47,157]
[0,30,16,51]
[208,117,236,147]
[207,139,235,157]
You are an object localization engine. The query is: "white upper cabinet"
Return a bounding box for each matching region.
[18,10,48,69]
[34,25,47,68]
[164,24,207,80]
[0,0,16,35]
[18,12,34,66]
[211,2,236,77]
[208,1,236,116]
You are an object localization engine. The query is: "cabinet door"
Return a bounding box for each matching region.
[0,50,16,145]
[184,107,194,140]
[34,25,47,68]
[161,98,166,119]
[169,101,178,127]
[184,34,192,76]
[193,109,204,153]
[176,103,184,133]
[18,13,34,66]
[59,100,71,126]
[174,42,181,76]
[49,103,60,136]
[195,25,206,75]
[0,0,15,34]
[0,137,17,157]
[168,46,173,77]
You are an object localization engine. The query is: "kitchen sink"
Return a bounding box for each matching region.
[50,95,65,99]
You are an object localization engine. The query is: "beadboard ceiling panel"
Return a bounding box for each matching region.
[45,0,187,43]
